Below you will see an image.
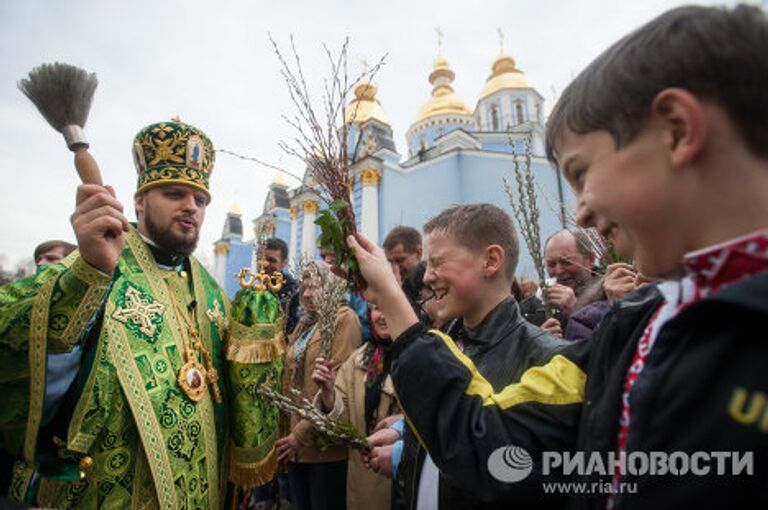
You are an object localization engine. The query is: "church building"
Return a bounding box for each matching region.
[214,46,573,298]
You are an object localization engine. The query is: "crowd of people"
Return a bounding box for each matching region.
[1,3,767,509]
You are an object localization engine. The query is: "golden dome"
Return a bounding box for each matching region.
[272,170,288,187]
[479,54,532,99]
[345,81,390,125]
[414,56,473,123]
[228,202,242,215]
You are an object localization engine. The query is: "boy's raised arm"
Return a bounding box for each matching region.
[345,234,418,337]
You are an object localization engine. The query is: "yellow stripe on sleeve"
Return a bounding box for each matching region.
[430,329,586,410]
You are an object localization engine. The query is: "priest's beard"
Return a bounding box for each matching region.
[143,203,199,257]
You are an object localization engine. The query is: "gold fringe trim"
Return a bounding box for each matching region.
[70,255,113,286]
[228,445,278,488]
[229,321,279,341]
[226,330,285,364]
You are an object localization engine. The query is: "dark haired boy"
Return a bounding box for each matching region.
[349,5,768,509]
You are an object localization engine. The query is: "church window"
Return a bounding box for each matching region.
[516,101,524,125]
[490,104,500,131]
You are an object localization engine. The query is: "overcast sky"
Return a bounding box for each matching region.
[0,0,756,270]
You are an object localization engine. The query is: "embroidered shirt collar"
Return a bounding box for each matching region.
[683,228,768,294]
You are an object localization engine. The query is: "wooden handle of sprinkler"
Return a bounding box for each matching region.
[73,146,103,185]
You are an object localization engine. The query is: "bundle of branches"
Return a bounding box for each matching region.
[315,274,348,360]
[258,382,370,451]
[503,135,552,319]
[270,35,385,291]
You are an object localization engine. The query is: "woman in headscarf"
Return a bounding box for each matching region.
[277,260,362,510]
[311,303,400,510]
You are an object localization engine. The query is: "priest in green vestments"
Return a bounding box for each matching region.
[0,119,284,509]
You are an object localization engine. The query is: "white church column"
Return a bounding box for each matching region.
[289,205,298,268]
[360,168,381,244]
[213,243,229,284]
[301,199,319,257]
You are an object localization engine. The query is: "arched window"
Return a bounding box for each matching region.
[490,104,500,131]
[516,101,524,125]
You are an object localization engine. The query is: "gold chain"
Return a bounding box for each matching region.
[167,276,222,403]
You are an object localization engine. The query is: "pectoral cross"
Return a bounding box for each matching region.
[112,285,165,337]
[206,300,228,330]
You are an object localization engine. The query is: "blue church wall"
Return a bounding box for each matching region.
[223,238,253,299]
[480,142,511,154]
[479,140,527,154]
[272,209,292,244]
[409,124,437,156]
[347,125,361,158]
[275,219,291,244]
[409,122,472,156]
[378,156,462,241]
[376,151,572,281]
[293,206,328,259]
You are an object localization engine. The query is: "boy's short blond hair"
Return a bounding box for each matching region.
[423,203,519,281]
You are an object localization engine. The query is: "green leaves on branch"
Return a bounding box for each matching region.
[315,199,366,291]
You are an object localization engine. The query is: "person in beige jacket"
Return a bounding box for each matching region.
[277,260,362,510]
[312,304,400,510]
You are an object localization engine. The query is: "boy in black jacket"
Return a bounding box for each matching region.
[388,203,566,509]
[348,4,768,509]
